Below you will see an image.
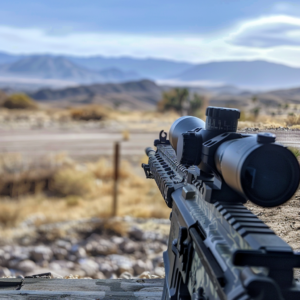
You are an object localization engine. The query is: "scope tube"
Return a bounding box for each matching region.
[169,116,205,152]
[215,135,300,207]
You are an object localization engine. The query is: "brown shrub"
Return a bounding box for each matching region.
[70,105,106,121]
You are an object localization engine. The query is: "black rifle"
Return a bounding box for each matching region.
[142,106,300,300]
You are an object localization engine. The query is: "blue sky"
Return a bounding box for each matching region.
[1,1,300,66]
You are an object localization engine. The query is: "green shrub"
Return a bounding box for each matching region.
[2,94,37,109]
[157,88,189,114]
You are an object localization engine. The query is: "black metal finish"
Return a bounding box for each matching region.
[142,106,300,300]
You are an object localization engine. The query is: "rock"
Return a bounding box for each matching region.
[128,226,144,240]
[154,267,165,277]
[118,265,134,276]
[138,271,159,279]
[69,269,86,278]
[111,236,125,245]
[78,258,99,277]
[77,247,87,258]
[143,232,167,243]
[108,254,133,275]
[133,259,153,275]
[143,241,165,255]
[119,271,132,279]
[67,255,77,262]
[52,247,68,260]
[16,260,37,273]
[122,241,140,254]
[152,255,164,268]
[98,262,117,278]
[30,246,53,262]
[51,260,75,270]
[85,239,118,256]
[55,240,72,250]
[51,272,64,279]
[0,267,11,277]
[96,271,106,279]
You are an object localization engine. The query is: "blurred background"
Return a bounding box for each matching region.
[0,0,300,280]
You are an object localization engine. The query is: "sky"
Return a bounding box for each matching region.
[1,1,300,66]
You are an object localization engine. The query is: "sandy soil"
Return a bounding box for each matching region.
[245,191,300,251]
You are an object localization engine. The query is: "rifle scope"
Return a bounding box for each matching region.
[169,106,300,207]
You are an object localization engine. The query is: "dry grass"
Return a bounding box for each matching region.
[0,154,170,227]
[0,153,74,197]
[51,168,96,197]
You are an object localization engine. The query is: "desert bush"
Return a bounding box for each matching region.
[70,105,106,121]
[2,94,38,109]
[51,168,95,197]
[157,88,189,114]
[286,114,300,126]
[0,153,74,197]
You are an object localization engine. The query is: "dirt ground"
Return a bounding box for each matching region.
[245,190,300,251]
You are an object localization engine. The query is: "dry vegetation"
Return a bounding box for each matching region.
[0,153,170,228]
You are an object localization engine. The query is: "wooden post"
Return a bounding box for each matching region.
[112,142,120,217]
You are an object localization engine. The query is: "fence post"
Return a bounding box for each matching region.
[112,142,120,217]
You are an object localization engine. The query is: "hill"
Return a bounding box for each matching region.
[29,79,162,110]
[172,60,300,89]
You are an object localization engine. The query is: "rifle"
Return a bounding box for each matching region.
[142,106,300,300]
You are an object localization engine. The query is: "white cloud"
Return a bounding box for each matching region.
[0,25,259,63]
[228,15,300,48]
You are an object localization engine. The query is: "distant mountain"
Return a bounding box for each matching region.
[0,52,21,65]
[172,60,300,89]
[0,52,194,79]
[0,56,142,85]
[29,79,162,110]
[68,56,194,79]
[97,68,140,82]
[1,52,300,90]
[0,56,102,82]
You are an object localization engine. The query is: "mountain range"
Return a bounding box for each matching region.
[24,78,300,112]
[0,51,300,90]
